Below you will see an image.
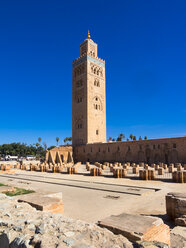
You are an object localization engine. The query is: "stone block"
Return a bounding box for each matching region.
[139,162,144,167]
[98,213,170,245]
[18,193,64,214]
[158,168,164,175]
[136,241,170,248]
[163,164,168,170]
[139,169,155,180]
[177,165,183,171]
[133,167,139,174]
[175,215,186,227]
[169,166,174,173]
[166,192,186,220]
[113,168,127,178]
[151,164,156,169]
[90,168,102,176]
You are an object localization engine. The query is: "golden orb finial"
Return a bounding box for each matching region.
[87,30,90,39]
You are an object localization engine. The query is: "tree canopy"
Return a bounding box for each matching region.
[0,143,45,159]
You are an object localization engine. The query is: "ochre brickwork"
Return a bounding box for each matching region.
[73,136,186,164]
[45,146,73,164]
[72,33,106,146]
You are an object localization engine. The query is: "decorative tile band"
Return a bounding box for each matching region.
[87,55,105,67]
[80,39,96,47]
[73,55,105,68]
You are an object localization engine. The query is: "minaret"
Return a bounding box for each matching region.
[72,31,106,146]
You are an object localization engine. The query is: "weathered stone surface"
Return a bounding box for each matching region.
[170,226,186,248]
[9,237,27,248]
[0,194,133,248]
[136,241,169,248]
[175,215,186,227]
[166,192,186,222]
[98,213,170,245]
[0,233,9,248]
[17,193,64,214]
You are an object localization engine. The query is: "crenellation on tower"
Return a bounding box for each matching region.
[72,32,106,146]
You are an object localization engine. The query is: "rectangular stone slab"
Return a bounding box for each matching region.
[17,193,64,214]
[98,213,170,245]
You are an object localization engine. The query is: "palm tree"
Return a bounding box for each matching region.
[133,136,136,141]
[119,133,125,141]
[129,134,133,140]
[56,137,59,146]
[64,137,68,144]
[144,136,147,140]
[38,137,42,144]
[36,143,40,148]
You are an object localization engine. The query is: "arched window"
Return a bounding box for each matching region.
[93,96,102,111]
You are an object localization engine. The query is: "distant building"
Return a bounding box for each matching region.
[5,155,18,161]
[26,155,36,161]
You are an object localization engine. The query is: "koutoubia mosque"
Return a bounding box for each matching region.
[46,32,186,165]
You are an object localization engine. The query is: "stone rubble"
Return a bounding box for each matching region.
[0,193,133,248]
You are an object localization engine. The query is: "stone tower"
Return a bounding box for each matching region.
[72,31,106,146]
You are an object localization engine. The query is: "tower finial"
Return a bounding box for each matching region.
[87,30,90,39]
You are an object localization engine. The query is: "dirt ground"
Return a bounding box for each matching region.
[0,164,185,223]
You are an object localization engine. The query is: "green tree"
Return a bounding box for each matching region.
[133,136,136,141]
[64,137,68,144]
[129,134,133,140]
[64,137,72,145]
[144,136,147,140]
[139,136,142,140]
[56,137,59,146]
[35,143,40,148]
[0,143,45,160]
[48,145,56,150]
[38,137,42,144]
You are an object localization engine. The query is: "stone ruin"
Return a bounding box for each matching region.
[166,192,186,227]
[1,160,186,184]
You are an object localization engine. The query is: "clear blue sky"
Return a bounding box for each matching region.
[0,0,186,146]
